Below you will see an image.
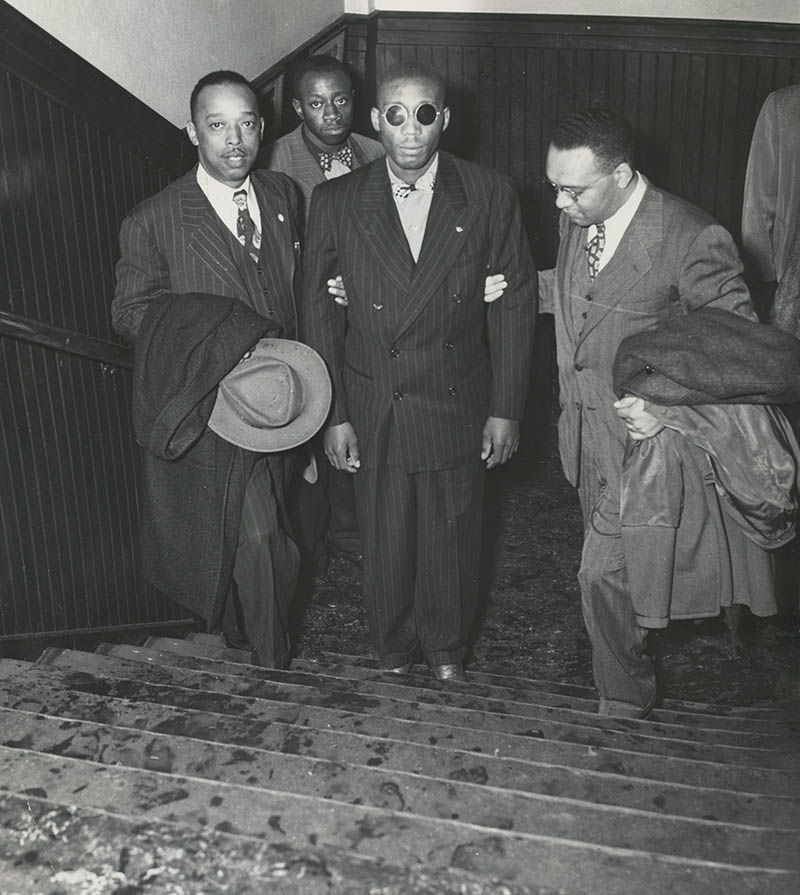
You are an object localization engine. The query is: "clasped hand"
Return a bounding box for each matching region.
[613,395,664,441]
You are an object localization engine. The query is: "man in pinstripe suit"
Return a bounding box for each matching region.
[303,62,537,681]
[112,71,303,668]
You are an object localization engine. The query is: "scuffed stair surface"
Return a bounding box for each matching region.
[0,636,797,894]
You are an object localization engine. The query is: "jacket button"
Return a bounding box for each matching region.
[585,295,593,302]
[581,311,588,319]
[393,391,403,400]
[574,362,584,371]
[645,364,655,374]
[451,292,462,303]
[444,341,454,350]
[448,385,457,396]
[390,347,400,357]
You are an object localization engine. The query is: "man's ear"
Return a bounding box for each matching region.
[291,98,303,121]
[186,120,199,147]
[259,117,265,140]
[370,107,380,134]
[441,107,451,133]
[613,162,635,189]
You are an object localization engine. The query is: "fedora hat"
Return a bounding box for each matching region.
[208,338,331,452]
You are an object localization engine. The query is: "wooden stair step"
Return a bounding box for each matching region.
[322,651,800,723]
[92,643,800,769]
[0,746,795,895]
[24,651,797,795]
[0,791,540,895]
[292,657,799,735]
[145,634,253,664]
[1,661,795,827]
[2,706,796,869]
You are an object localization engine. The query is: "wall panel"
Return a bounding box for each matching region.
[0,1,189,640]
[373,14,800,267]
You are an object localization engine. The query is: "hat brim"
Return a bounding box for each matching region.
[208,338,332,452]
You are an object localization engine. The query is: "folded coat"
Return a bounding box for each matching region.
[133,292,275,623]
[612,309,799,627]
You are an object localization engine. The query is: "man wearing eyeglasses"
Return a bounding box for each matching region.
[303,62,537,682]
[539,109,762,718]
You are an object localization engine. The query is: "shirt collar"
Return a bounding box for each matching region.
[591,172,647,241]
[196,163,253,204]
[387,152,439,193]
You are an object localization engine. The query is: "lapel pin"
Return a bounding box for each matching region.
[373,303,384,310]
[277,213,285,222]
[456,226,464,233]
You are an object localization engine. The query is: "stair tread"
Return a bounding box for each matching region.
[3,707,797,868]
[1,746,797,895]
[87,643,800,769]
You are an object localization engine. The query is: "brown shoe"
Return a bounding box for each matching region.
[432,662,467,683]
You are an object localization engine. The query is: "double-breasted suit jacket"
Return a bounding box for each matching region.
[112,167,302,343]
[303,152,537,473]
[264,124,385,225]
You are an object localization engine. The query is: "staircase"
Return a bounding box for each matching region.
[0,634,798,894]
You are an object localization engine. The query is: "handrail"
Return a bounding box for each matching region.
[0,309,133,370]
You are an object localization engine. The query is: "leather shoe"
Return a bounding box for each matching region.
[431,662,467,683]
[384,662,414,674]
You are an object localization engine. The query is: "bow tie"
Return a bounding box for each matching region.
[392,179,435,200]
[319,145,353,172]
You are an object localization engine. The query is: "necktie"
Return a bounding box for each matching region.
[234,190,260,262]
[585,223,606,279]
[318,145,353,172]
[393,178,435,200]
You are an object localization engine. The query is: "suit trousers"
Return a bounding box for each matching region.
[577,444,657,715]
[226,454,300,668]
[353,461,485,668]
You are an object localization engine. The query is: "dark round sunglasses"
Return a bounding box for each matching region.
[382,102,442,128]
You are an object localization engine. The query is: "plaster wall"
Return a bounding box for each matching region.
[6,0,344,126]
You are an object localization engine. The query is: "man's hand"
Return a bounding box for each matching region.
[483,272,507,303]
[481,417,519,468]
[323,421,361,473]
[613,395,664,441]
[327,275,348,306]
[327,272,508,306]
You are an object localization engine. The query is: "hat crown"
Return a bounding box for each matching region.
[220,358,303,430]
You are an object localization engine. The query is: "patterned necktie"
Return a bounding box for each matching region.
[233,189,260,262]
[585,223,606,279]
[318,145,353,173]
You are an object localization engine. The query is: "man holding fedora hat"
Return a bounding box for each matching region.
[113,70,320,667]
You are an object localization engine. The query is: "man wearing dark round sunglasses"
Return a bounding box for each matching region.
[303,61,537,683]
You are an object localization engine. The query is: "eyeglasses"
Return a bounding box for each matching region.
[381,102,442,128]
[543,172,610,203]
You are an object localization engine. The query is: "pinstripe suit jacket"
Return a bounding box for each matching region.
[545,184,756,494]
[112,166,302,343]
[263,124,384,224]
[303,152,537,473]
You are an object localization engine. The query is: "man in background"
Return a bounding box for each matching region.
[112,71,303,668]
[264,55,384,572]
[303,62,536,682]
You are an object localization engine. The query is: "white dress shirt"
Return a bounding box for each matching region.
[587,173,648,272]
[388,153,439,263]
[196,163,263,243]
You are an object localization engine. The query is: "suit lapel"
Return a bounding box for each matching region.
[577,185,661,347]
[395,154,479,341]
[288,127,326,190]
[351,160,415,295]
[180,171,250,296]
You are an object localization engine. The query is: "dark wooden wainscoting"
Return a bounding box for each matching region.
[371,14,800,268]
[0,1,193,643]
